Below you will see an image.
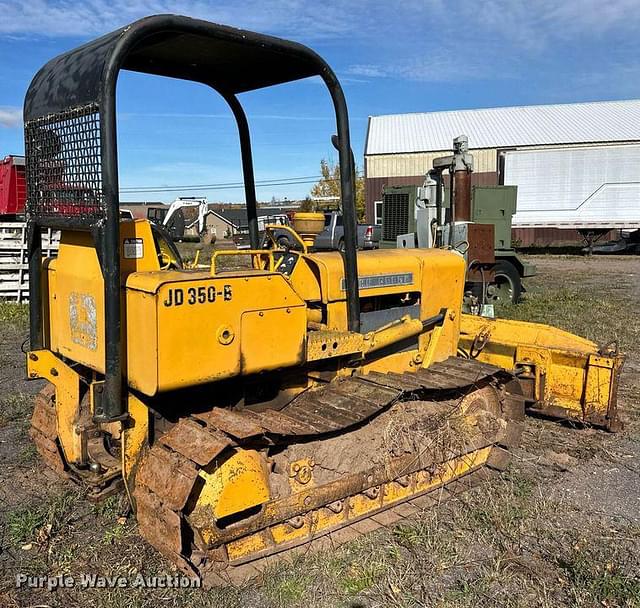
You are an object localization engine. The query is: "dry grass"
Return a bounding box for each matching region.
[498,255,639,359]
[1,254,639,607]
[0,302,28,331]
[259,471,640,608]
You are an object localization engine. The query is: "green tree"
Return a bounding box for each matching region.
[309,159,365,219]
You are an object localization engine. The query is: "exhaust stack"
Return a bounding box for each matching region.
[452,135,473,222]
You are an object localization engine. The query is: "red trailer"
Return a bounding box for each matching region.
[0,155,26,216]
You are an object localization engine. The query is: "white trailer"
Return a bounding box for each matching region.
[504,144,640,231]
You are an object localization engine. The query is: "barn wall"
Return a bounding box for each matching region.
[365,148,498,179]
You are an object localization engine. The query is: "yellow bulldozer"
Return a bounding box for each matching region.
[23,15,622,585]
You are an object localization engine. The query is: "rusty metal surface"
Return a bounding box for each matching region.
[194,408,264,439]
[239,409,316,436]
[29,428,67,475]
[159,418,231,466]
[136,446,199,511]
[192,417,496,549]
[365,358,503,393]
[31,384,57,433]
[134,486,184,556]
[130,357,525,585]
[29,357,526,587]
[29,384,69,477]
[465,223,496,268]
[30,401,57,436]
[454,169,472,222]
[278,376,400,435]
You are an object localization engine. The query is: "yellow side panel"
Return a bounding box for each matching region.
[49,231,105,371]
[584,354,617,419]
[44,258,58,353]
[241,308,306,375]
[126,272,306,395]
[287,256,322,302]
[417,252,465,361]
[306,249,424,303]
[194,449,270,523]
[125,290,159,393]
[307,248,465,362]
[122,393,150,488]
[47,221,160,373]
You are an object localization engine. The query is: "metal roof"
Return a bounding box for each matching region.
[365,100,640,155]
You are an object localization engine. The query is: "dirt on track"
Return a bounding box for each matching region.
[0,254,639,608]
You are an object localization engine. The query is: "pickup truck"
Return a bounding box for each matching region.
[232,214,290,249]
[235,211,381,251]
[312,211,381,251]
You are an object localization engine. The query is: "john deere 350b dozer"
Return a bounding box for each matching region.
[24,15,623,585]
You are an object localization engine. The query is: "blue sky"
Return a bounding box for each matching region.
[1,0,639,203]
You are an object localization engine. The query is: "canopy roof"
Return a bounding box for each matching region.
[25,14,325,119]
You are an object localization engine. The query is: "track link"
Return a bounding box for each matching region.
[132,357,525,585]
[29,384,69,477]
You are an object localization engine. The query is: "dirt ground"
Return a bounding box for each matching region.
[0,254,639,608]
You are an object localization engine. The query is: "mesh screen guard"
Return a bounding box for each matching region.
[382,191,410,241]
[25,103,104,225]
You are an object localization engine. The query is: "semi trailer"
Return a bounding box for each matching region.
[504,144,640,252]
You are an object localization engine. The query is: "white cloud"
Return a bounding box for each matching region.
[462,0,640,51]
[347,55,494,83]
[0,0,366,40]
[2,0,639,88]
[346,65,390,79]
[0,106,22,128]
[570,62,640,98]
[0,0,637,47]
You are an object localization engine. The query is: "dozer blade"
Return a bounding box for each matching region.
[458,314,624,430]
[133,358,525,586]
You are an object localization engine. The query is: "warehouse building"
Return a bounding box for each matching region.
[364,99,640,245]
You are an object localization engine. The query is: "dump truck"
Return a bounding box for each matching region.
[24,15,623,586]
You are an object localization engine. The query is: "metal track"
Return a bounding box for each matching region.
[29,384,69,477]
[132,357,525,586]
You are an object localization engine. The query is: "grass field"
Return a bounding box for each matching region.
[0,254,638,608]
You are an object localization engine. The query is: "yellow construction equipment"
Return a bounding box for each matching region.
[23,15,622,585]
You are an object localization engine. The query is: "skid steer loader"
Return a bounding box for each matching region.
[24,15,623,585]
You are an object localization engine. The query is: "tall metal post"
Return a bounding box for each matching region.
[323,77,360,332]
[27,220,43,349]
[96,87,123,422]
[224,93,259,249]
